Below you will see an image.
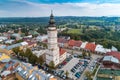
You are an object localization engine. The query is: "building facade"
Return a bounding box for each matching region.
[46,12,60,66]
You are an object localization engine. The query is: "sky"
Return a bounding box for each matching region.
[0,0,120,17]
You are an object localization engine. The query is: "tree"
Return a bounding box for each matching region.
[49,61,55,69]
[19,50,25,57]
[12,47,20,55]
[37,56,44,65]
[29,54,38,64]
[65,70,69,78]
[24,48,33,57]
[14,78,18,80]
[15,39,23,43]
[85,71,92,80]
[71,51,74,55]
[82,51,86,57]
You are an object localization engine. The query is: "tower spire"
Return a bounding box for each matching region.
[51,10,53,15]
[48,10,56,27]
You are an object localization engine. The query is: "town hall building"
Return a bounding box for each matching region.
[46,12,66,66]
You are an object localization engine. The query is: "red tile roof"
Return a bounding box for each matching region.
[85,43,96,52]
[74,41,82,47]
[68,40,75,47]
[68,40,82,47]
[59,48,66,56]
[106,51,120,60]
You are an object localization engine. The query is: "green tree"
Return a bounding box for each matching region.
[29,54,38,64]
[82,51,86,57]
[24,48,32,57]
[15,39,23,43]
[37,56,44,65]
[19,50,25,57]
[85,71,92,80]
[12,47,20,55]
[49,61,55,69]
[14,78,18,80]
[65,70,69,78]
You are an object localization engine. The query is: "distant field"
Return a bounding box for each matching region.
[67,29,82,34]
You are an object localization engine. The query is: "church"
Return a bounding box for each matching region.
[46,11,66,67]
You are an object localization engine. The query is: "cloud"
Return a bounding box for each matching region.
[0,0,120,17]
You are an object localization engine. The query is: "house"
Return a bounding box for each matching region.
[28,30,39,36]
[36,35,48,42]
[26,41,37,48]
[0,60,19,79]
[95,44,107,54]
[68,40,75,48]
[2,42,28,55]
[105,51,120,61]
[73,40,82,50]
[58,38,68,48]
[96,51,120,80]
[0,53,11,63]
[85,43,96,52]
[80,41,88,50]
[67,39,82,49]
[20,41,28,48]
[15,62,53,80]
[111,46,118,52]
[11,33,22,40]
[23,38,37,48]
[59,48,67,63]
[4,39,15,44]
[0,36,7,42]
[32,50,46,61]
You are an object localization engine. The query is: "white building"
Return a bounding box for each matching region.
[33,50,46,57]
[80,41,88,49]
[36,35,48,42]
[0,36,7,42]
[5,39,14,44]
[46,12,60,66]
[95,44,106,54]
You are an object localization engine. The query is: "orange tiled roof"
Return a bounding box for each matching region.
[68,40,82,47]
[74,41,82,47]
[68,40,75,47]
[59,48,66,56]
[85,43,96,52]
[50,78,57,80]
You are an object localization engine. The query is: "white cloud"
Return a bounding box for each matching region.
[1,1,120,17]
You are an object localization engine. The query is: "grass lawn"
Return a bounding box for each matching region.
[67,29,82,34]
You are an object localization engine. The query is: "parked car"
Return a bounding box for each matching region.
[75,72,81,78]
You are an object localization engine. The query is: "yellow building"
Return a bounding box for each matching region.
[0,53,11,62]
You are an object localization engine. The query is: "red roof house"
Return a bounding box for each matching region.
[106,51,120,60]
[68,40,82,48]
[74,41,82,47]
[59,48,66,56]
[85,43,96,52]
[68,40,75,48]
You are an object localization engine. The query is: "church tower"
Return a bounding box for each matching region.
[46,11,60,66]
